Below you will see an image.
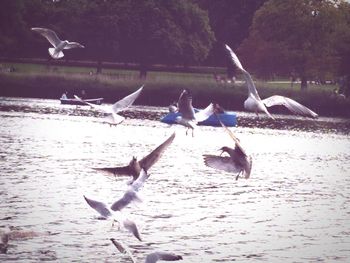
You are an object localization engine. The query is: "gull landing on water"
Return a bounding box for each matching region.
[31,27,84,59]
[110,238,183,263]
[93,132,175,183]
[224,44,318,119]
[175,89,214,136]
[203,114,252,180]
[74,86,143,125]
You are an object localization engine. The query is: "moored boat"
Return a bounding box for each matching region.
[60,98,104,105]
[161,110,237,127]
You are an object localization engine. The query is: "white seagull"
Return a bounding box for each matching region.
[175,89,214,136]
[224,44,318,119]
[110,239,183,263]
[203,114,252,180]
[83,170,149,241]
[75,85,143,125]
[31,27,84,59]
[93,132,175,182]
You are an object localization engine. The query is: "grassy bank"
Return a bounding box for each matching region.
[0,63,349,118]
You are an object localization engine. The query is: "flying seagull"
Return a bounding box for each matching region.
[203,114,252,180]
[74,86,143,125]
[175,89,214,136]
[83,170,149,241]
[31,27,84,59]
[93,132,175,182]
[110,239,183,263]
[224,44,318,119]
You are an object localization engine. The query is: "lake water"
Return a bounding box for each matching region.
[0,97,349,262]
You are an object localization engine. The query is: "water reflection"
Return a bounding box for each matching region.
[0,97,349,262]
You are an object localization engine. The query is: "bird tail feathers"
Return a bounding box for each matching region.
[48,48,64,59]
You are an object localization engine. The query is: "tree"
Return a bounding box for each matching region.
[239,0,347,89]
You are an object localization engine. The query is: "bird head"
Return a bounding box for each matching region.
[219,146,230,156]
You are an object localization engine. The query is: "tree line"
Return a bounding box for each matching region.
[0,0,349,91]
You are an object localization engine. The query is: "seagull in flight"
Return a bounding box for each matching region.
[175,89,214,136]
[224,44,318,119]
[75,86,143,125]
[83,170,149,241]
[93,132,175,182]
[110,238,183,263]
[31,27,84,59]
[203,114,252,180]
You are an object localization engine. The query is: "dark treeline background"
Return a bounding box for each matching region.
[1,0,350,90]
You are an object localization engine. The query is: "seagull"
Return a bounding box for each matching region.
[175,89,214,136]
[31,27,84,59]
[203,114,252,180]
[74,86,143,125]
[110,239,183,263]
[83,170,149,241]
[93,132,175,182]
[224,44,318,119]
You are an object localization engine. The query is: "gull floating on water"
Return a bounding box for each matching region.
[175,89,214,136]
[93,132,175,182]
[83,170,149,241]
[110,238,183,263]
[203,114,252,180]
[31,27,84,59]
[74,86,143,125]
[224,44,318,119]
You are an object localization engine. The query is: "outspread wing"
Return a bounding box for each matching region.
[130,169,150,192]
[122,218,142,241]
[177,89,195,120]
[224,44,261,100]
[64,41,84,49]
[83,195,112,218]
[195,103,214,122]
[203,155,241,174]
[74,95,106,112]
[262,95,318,118]
[110,189,141,211]
[111,86,144,113]
[110,238,136,263]
[92,166,131,176]
[139,132,176,171]
[31,27,61,47]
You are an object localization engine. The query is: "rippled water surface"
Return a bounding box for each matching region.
[0,97,350,262]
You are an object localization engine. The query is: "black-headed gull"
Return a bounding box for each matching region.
[31,27,84,59]
[175,89,214,136]
[75,86,143,125]
[93,132,175,182]
[224,44,318,119]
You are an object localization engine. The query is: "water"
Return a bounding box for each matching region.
[0,97,350,262]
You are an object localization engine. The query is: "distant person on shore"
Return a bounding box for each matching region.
[61,92,68,99]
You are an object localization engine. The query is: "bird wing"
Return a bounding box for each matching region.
[262,95,318,118]
[145,252,183,263]
[111,86,144,113]
[110,189,141,211]
[83,195,112,218]
[177,89,196,120]
[64,41,84,49]
[122,218,142,241]
[139,132,176,171]
[92,166,131,176]
[110,238,136,263]
[224,44,261,100]
[74,95,106,112]
[195,103,214,122]
[31,27,61,47]
[130,169,150,192]
[203,155,241,174]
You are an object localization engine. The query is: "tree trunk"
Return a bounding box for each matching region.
[139,63,147,80]
[300,76,308,90]
[96,60,102,74]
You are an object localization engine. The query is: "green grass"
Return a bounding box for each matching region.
[0,62,349,117]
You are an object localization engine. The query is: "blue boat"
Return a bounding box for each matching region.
[161,110,237,127]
